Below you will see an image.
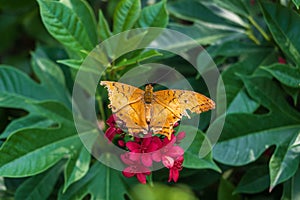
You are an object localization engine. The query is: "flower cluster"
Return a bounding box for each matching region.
[104,115,185,184]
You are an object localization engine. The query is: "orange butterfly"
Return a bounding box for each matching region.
[101,81,215,139]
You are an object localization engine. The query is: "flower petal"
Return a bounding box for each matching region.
[167,146,184,158]
[106,115,116,126]
[168,168,179,182]
[176,132,186,142]
[120,153,134,165]
[126,141,141,152]
[152,151,162,162]
[105,127,117,141]
[136,173,147,184]
[141,154,153,167]
[162,156,174,168]
[122,167,135,178]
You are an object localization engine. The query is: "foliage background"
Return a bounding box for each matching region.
[0,0,300,199]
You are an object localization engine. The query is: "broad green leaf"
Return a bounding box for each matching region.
[260,2,300,66]
[209,41,273,57]
[169,22,245,46]
[0,64,69,107]
[137,0,168,28]
[62,0,98,46]
[168,0,245,28]
[292,0,300,9]
[15,160,64,200]
[0,114,54,139]
[0,54,70,138]
[59,161,129,200]
[213,76,300,189]
[281,168,300,200]
[235,166,270,194]
[63,146,91,192]
[216,51,275,115]
[212,0,250,17]
[0,101,96,177]
[218,178,242,200]
[182,126,220,172]
[269,132,300,190]
[98,10,112,41]
[37,0,95,55]
[282,85,300,106]
[113,0,141,34]
[57,58,83,71]
[262,64,300,88]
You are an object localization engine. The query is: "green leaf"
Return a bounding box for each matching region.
[212,0,250,17]
[137,0,168,28]
[218,178,242,200]
[182,126,220,172]
[168,0,246,27]
[235,166,270,194]
[0,114,55,139]
[282,85,300,106]
[66,0,98,45]
[113,0,141,34]
[98,10,112,41]
[213,76,300,189]
[63,146,91,193]
[262,64,300,88]
[14,160,64,200]
[281,168,300,200]
[59,161,129,200]
[260,2,300,66]
[37,0,96,55]
[210,41,273,57]
[0,102,95,177]
[269,132,300,190]
[217,51,275,115]
[0,59,70,109]
[169,22,245,46]
[292,0,300,9]
[0,54,70,138]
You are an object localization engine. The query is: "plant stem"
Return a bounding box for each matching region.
[147,174,154,187]
[96,91,106,126]
[248,16,271,42]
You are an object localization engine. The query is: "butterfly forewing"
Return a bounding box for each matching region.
[100,81,148,134]
[101,81,215,139]
[154,89,215,115]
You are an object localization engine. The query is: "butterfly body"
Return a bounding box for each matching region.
[101,81,215,139]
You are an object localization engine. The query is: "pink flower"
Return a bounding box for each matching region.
[106,114,116,127]
[104,115,123,141]
[121,153,151,184]
[176,131,186,143]
[126,136,161,167]
[167,156,184,182]
[152,135,184,165]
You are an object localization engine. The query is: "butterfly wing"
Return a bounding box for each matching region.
[151,89,215,139]
[100,81,148,134]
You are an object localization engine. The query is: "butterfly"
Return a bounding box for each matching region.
[100,81,215,139]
